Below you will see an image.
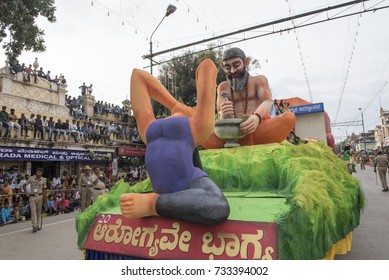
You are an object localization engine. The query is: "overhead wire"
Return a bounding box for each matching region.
[333,3,363,123]
[147,2,389,69]
[286,0,313,102]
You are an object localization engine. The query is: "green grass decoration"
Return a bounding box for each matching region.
[76,141,364,259]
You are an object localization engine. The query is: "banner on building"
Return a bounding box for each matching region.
[289,103,324,115]
[118,146,146,156]
[0,147,113,162]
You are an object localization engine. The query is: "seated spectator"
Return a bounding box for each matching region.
[18,113,30,138]
[69,119,80,143]
[76,106,83,119]
[37,67,46,79]
[45,195,57,216]
[42,115,48,138]
[61,76,67,85]
[1,180,13,207]
[9,109,21,138]
[52,75,59,84]
[9,60,23,75]
[63,119,72,141]
[46,70,52,82]
[0,200,17,226]
[33,114,45,140]
[80,122,89,142]
[60,194,74,213]
[27,113,35,131]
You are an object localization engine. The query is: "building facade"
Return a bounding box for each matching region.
[0,65,143,180]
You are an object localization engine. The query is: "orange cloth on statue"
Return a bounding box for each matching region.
[201,111,296,149]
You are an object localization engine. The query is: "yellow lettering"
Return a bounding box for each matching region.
[240,230,264,259]
[202,232,225,260]
[131,227,142,247]
[178,230,191,253]
[93,224,108,241]
[139,224,158,248]
[149,239,160,257]
[122,226,133,245]
[262,246,275,260]
[104,219,123,243]
[159,222,180,251]
[222,233,240,257]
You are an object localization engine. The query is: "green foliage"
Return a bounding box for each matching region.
[0,0,56,64]
[200,141,364,259]
[154,47,220,116]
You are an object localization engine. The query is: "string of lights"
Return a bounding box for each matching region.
[180,0,213,32]
[90,0,223,55]
[333,6,363,123]
[91,0,149,38]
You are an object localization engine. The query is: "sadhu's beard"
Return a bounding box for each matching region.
[226,70,249,92]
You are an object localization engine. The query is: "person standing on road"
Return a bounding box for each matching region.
[79,166,97,211]
[374,151,389,192]
[24,167,46,233]
[92,167,105,204]
[359,151,366,170]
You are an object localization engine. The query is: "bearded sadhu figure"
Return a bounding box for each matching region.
[202,47,296,148]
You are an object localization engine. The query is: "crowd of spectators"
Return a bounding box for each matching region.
[1,60,150,219]
[1,105,141,144]
[124,165,148,186]
[0,167,88,225]
[93,100,129,121]
[8,59,67,87]
[65,95,85,119]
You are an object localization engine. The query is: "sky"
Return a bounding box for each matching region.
[1,0,389,143]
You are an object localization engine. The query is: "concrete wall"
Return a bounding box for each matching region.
[294,112,327,144]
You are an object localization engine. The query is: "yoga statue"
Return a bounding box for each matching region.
[120,59,230,225]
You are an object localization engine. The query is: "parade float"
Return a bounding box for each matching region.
[75,58,364,260]
[76,141,363,260]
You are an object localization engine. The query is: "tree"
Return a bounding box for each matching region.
[155,49,222,116]
[0,0,56,64]
[155,46,260,117]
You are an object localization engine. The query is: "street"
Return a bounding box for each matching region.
[0,210,81,260]
[336,164,389,260]
[0,164,387,260]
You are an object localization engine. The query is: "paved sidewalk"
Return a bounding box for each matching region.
[336,164,389,260]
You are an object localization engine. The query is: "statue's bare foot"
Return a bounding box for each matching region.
[120,193,159,219]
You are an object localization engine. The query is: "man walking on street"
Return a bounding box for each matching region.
[79,165,97,211]
[24,167,46,232]
[374,151,389,192]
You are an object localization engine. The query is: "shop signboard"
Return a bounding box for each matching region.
[0,147,113,162]
[289,102,324,115]
[118,146,146,156]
